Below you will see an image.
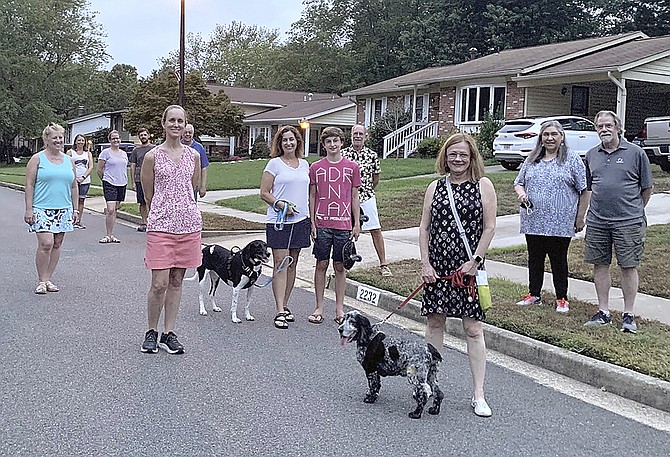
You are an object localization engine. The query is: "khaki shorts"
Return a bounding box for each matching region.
[584,222,645,268]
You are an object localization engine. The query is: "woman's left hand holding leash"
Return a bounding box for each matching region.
[457,259,478,277]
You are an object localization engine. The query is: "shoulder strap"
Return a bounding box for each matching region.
[445,178,474,259]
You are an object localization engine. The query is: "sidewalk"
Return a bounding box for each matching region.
[87,188,670,325]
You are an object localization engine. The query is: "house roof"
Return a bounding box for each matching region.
[343,32,646,96]
[66,109,127,124]
[207,84,336,108]
[243,97,355,123]
[515,35,670,80]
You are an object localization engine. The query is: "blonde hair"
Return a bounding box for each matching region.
[162,104,187,123]
[435,133,485,181]
[42,123,65,143]
[271,125,304,158]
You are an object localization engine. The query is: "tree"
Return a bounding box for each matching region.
[0,0,107,161]
[124,69,244,139]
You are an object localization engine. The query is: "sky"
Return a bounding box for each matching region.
[88,0,305,77]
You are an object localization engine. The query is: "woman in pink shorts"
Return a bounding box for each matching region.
[139,105,202,355]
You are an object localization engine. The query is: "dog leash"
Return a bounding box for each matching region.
[272,199,296,231]
[374,271,476,327]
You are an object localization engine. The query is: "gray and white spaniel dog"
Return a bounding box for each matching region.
[338,310,444,419]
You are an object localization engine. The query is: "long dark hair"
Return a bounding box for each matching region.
[526,120,568,165]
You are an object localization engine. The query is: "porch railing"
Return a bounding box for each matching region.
[382,121,439,158]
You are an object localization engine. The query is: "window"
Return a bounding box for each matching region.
[372,97,386,123]
[460,86,506,123]
[571,86,589,116]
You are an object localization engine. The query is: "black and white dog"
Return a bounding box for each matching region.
[185,240,270,323]
[338,310,444,419]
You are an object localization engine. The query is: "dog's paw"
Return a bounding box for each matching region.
[408,410,423,419]
[231,316,242,324]
[200,310,208,316]
[428,405,441,416]
[363,394,378,404]
[245,315,255,321]
[212,306,222,313]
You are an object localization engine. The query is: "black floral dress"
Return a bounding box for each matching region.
[421,178,485,320]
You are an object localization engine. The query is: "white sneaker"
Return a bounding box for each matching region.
[471,397,492,417]
[555,298,569,313]
[516,294,541,306]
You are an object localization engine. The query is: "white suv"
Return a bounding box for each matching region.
[493,116,600,170]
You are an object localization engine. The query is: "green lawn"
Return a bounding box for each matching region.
[349,261,670,382]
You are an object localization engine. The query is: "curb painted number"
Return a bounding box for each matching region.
[356,285,381,306]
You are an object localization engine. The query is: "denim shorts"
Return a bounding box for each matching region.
[312,228,351,262]
[584,222,646,268]
[78,183,90,199]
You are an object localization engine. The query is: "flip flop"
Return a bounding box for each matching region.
[99,236,112,244]
[333,316,345,325]
[308,313,324,324]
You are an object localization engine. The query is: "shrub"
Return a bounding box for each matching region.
[415,136,444,158]
[476,111,503,160]
[250,134,269,159]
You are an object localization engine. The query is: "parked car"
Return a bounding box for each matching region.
[93,142,136,159]
[493,116,600,170]
[634,116,670,173]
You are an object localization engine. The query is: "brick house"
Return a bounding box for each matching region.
[343,31,670,157]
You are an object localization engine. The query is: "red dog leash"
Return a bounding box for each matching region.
[375,271,476,327]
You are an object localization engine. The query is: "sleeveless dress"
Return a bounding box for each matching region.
[421,178,485,320]
[144,146,202,270]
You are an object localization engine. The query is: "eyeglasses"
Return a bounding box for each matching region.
[447,153,470,160]
[520,200,533,215]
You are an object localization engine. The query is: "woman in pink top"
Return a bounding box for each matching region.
[139,105,202,355]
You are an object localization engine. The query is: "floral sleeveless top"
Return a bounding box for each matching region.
[146,146,202,234]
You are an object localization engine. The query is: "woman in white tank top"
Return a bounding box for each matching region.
[67,134,93,228]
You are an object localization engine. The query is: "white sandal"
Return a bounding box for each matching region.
[35,282,47,294]
[45,281,59,292]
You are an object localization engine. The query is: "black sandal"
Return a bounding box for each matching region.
[283,307,295,322]
[274,312,289,329]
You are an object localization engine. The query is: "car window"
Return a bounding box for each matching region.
[559,119,575,131]
[573,119,596,131]
[499,121,533,133]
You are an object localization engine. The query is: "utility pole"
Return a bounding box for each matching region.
[178,0,185,107]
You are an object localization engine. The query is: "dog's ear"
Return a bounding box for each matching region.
[356,313,374,343]
[388,345,400,362]
[362,333,386,374]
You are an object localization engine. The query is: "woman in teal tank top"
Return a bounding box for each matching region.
[24,123,79,295]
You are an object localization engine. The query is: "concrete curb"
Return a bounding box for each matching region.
[333,278,670,413]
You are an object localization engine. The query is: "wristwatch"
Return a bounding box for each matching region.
[473,255,483,264]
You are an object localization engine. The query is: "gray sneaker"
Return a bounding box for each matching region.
[621,313,637,334]
[159,331,185,354]
[583,310,612,327]
[141,329,158,353]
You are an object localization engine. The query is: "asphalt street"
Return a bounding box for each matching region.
[1,186,669,456]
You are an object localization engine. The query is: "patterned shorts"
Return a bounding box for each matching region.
[28,208,74,233]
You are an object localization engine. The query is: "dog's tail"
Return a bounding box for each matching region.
[426,343,443,363]
[184,271,199,282]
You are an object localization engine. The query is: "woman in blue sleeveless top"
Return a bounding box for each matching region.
[24,123,79,294]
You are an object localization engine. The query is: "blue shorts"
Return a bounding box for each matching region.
[78,183,90,199]
[312,228,351,262]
